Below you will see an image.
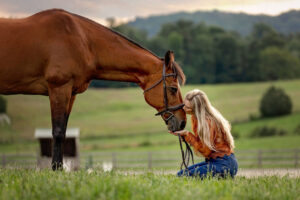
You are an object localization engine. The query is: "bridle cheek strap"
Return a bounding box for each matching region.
[143,63,184,124]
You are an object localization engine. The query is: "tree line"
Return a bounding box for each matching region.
[90,20,300,87]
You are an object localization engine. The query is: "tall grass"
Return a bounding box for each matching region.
[0,169,299,200]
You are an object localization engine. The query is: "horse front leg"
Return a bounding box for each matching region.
[65,95,76,127]
[48,84,73,171]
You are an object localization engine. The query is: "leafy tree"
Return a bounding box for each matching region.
[147,36,168,57]
[259,47,300,80]
[167,32,185,61]
[213,33,243,82]
[250,23,285,54]
[89,19,300,87]
[286,33,300,59]
[113,24,148,47]
[244,23,286,81]
[251,23,276,40]
[189,34,215,83]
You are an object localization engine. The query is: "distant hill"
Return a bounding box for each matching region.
[128,9,300,37]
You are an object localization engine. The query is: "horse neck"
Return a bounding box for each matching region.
[82,20,163,88]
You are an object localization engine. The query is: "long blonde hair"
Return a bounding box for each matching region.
[185,89,235,151]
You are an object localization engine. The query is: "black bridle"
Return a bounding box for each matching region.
[144,62,194,171]
[143,63,184,124]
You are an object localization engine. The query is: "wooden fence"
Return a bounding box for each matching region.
[1,149,299,169]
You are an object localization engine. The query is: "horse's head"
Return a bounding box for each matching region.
[143,51,186,132]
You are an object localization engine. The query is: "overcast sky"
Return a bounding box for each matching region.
[0,0,299,25]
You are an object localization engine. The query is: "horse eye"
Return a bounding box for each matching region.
[168,86,178,94]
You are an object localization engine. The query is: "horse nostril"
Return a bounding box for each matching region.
[180,120,186,130]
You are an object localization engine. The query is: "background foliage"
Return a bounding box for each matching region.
[260,86,292,117]
[92,13,300,87]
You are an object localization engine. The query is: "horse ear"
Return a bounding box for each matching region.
[164,50,174,68]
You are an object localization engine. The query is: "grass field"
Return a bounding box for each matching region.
[1,79,300,154]
[1,79,300,141]
[1,80,300,199]
[0,169,299,200]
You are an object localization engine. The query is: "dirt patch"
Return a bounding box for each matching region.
[236,168,300,178]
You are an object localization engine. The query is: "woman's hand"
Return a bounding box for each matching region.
[169,130,189,137]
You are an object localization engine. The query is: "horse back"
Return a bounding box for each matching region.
[0,9,92,95]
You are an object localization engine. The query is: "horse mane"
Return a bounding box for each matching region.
[65,10,160,58]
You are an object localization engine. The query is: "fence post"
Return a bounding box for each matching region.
[2,154,6,168]
[258,150,262,168]
[148,152,152,170]
[295,149,299,168]
[112,152,117,169]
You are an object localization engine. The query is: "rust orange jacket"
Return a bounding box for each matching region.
[183,115,233,159]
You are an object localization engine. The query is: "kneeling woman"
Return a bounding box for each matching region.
[170,89,238,178]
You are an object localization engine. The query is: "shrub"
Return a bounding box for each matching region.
[260,86,292,117]
[0,95,7,113]
[250,126,287,138]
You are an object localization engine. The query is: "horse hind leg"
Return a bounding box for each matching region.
[48,83,73,170]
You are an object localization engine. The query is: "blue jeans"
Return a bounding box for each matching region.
[177,153,238,178]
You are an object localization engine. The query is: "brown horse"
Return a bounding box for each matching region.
[0,9,186,170]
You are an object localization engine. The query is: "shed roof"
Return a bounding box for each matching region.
[34,128,80,138]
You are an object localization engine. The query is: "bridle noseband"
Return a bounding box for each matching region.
[143,63,184,124]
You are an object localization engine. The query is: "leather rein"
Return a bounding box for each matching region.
[143,62,194,171]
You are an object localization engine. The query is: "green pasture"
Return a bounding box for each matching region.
[234,112,300,136]
[1,79,300,154]
[1,79,300,140]
[0,169,299,200]
[1,134,300,154]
